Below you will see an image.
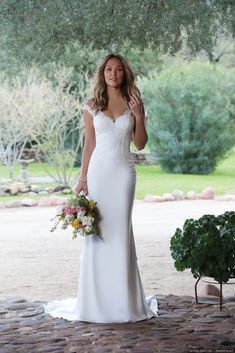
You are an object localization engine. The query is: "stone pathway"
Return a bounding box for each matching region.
[1,295,235,353]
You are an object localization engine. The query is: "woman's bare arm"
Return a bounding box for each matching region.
[75,108,96,195]
[132,101,148,150]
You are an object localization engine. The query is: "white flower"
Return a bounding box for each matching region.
[56,205,64,216]
[84,225,92,233]
[65,214,73,222]
[80,216,94,226]
[77,208,86,217]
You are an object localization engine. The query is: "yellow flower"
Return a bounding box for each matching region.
[71,219,80,228]
[88,200,96,210]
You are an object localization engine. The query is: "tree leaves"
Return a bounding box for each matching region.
[0,0,235,70]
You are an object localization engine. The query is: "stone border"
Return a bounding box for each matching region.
[144,187,235,202]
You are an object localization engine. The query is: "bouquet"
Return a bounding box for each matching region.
[50,194,101,239]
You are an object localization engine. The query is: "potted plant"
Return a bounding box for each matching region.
[170,211,235,308]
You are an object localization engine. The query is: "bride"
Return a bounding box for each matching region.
[44,53,158,323]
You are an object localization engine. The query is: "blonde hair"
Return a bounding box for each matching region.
[92,53,140,112]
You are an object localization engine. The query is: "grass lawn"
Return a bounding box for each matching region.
[0,148,235,201]
[136,148,235,197]
[0,163,61,178]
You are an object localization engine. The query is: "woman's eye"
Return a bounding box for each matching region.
[106,67,123,71]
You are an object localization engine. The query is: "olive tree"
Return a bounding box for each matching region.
[0,68,88,186]
[0,0,234,72]
[0,85,28,180]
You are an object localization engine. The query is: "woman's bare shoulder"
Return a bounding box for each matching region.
[83,98,96,118]
[86,98,95,108]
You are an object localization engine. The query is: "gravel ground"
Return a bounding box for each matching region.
[0,199,235,302]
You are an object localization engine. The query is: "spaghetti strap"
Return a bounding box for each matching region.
[83,103,96,118]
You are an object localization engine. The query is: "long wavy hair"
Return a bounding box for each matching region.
[92,53,140,112]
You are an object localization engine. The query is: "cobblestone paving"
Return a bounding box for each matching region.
[0,295,235,353]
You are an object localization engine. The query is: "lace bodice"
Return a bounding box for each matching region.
[83,104,135,163]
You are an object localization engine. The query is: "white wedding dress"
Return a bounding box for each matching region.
[44,104,158,323]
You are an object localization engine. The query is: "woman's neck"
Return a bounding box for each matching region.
[106,85,122,101]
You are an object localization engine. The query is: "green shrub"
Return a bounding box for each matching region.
[141,63,235,174]
[170,211,235,283]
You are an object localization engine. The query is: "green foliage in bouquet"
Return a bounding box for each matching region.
[67,194,92,209]
[170,211,235,283]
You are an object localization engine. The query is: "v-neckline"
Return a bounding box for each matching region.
[100,110,132,123]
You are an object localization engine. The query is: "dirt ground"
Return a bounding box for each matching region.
[0,199,234,302]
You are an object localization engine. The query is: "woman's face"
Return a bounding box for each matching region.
[104,58,125,88]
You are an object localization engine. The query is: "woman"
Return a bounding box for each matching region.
[44,53,158,323]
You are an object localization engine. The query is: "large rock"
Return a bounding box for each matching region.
[45,187,55,193]
[200,187,214,200]
[30,185,41,193]
[172,190,185,201]
[0,188,7,196]
[49,196,67,205]
[54,197,67,205]
[6,297,27,304]
[144,194,165,202]
[162,193,175,201]
[38,196,66,207]
[10,182,25,195]
[19,186,31,193]
[2,184,11,193]
[186,191,197,200]
[62,188,72,194]
[154,195,165,202]
[28,191,38,196]
[21,198,38,207]
[4,200,23,208]
[144,194,159,202]
[53,185,67,192]
[37,198,50,207]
